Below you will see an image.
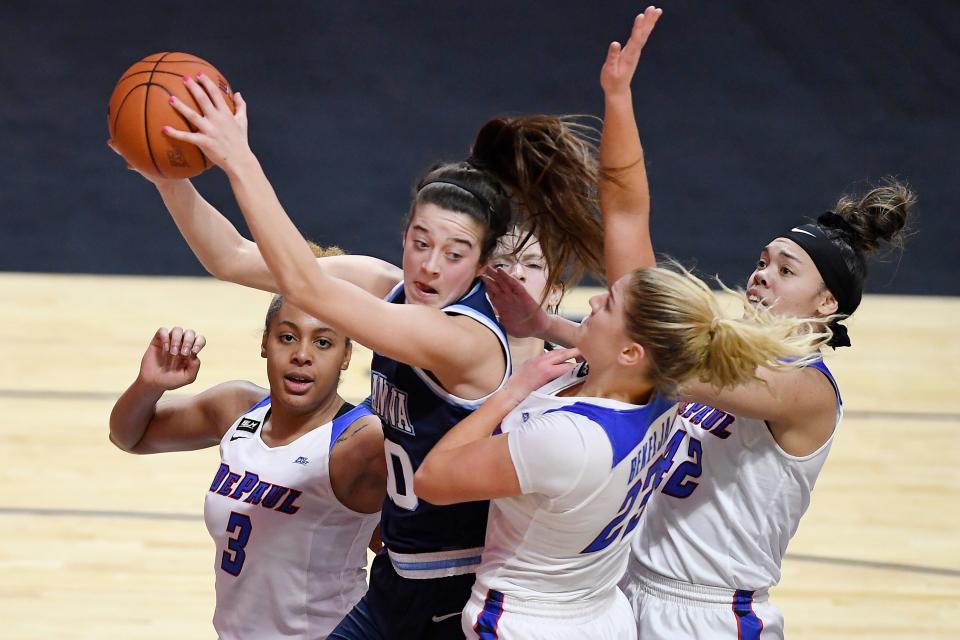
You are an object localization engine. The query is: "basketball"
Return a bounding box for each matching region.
[107,52,235,180]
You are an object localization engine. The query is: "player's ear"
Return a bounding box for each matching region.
[260,333,268,359]
[341,338,353,370]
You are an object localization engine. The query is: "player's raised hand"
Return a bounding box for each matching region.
[138,326,206,391]
[164,73,250,173]
[505,348,580,401]
[483,266,551,339]
[600,6,662,98]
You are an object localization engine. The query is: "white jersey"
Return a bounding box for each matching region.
[204,398,380,640]
[630,359,842,591]
[473,363,677,606]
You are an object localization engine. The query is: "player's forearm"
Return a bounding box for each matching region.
[415,389,521,503]
[223,152,331,307]
[541,315,579,349]
[155,179,280,292]
[108,377,166,453]
[600,92,649,215]
[432,389,521,455]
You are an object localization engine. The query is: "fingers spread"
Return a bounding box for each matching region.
[169,94,205,128]
[183,74,215,116]
[196,72,227,110]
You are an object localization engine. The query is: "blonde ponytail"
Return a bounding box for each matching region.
[625,264,830,392]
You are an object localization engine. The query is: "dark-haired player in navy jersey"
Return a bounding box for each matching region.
[113,68,609,634]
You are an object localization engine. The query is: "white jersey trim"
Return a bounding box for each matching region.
[633,563,769,607]
[409,304,511,411]
[383,280,511,410]
[388,546,484,579]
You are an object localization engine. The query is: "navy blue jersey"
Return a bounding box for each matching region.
[369,279,510,570]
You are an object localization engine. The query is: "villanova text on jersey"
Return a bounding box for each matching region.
[371,371,413,435]
[208,462,303,515]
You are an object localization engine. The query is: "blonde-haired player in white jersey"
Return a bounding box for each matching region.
[109,294,386,639]
[415,257,828,640]
[484,8,915,637]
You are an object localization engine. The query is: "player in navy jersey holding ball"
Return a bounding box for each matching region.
[483,6,916,638]
[109,292,386,639]
[111,70,608,636]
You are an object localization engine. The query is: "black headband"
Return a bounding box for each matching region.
[781,212,861,348]
[418,178,496,216]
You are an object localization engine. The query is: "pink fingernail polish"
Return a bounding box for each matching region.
[168,96,175,104]
[182,75,189,82]
[196,71,204,78]
[162,126,170,133]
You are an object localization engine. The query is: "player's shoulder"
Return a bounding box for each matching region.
[197,380,269,423]
[331,410,384,453]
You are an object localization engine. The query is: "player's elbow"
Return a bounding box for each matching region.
[413,463,453,506]
[108,431,141,454]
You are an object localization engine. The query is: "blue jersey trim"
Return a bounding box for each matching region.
[546,393,677,468]
[391,555,482,572]
[473,589,505,639]
[246,395,271,413]
[329,403,375,452]
[732,590,764,639]
[807,358,842,406]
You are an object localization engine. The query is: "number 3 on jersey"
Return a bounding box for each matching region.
[221,511,252,576]
[385,440,418,510]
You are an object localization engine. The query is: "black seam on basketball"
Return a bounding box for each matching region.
[110,82,152,134]
[144,53,171,178]
[118,62,220,84]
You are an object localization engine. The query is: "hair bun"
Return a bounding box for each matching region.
[831,178,914,253]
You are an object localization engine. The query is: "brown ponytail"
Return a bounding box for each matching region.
[409,115,604,300]
[470,116,604,294]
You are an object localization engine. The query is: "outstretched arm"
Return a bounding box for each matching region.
[599,6,662,282]
[109,142,401,296]
[109,326,261,454]
[162,77,502,392]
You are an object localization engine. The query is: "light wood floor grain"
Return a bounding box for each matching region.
[1,273,957,639]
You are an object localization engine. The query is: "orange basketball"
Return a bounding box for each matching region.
[108,52,235,180]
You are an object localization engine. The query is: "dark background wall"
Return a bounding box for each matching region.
[2,1,957,294]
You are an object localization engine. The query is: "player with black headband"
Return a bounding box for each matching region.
[112,73,608,636]
[616,181,914,640]
[490,178,914,639]
[479,14,915,635]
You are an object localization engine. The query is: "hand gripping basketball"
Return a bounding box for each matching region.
[107,52,235,179]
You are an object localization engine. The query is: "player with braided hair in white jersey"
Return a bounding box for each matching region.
[484,7,917,638]
[109,292,386,639]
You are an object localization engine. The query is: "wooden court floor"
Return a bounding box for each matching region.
[1,272,957,639]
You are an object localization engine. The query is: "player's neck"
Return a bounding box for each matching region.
[262,393,345,447]
[578,366,655,405]
[508,335,546,367]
